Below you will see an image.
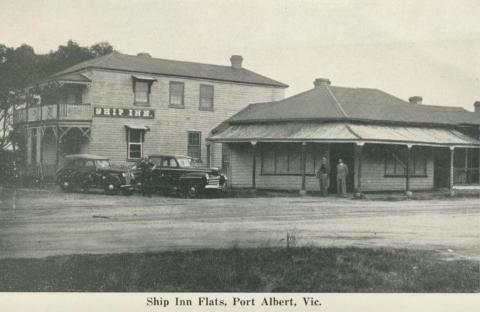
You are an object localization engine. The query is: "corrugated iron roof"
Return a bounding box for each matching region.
[209,122,480,147]
[50,52,288,88]
[228,84,480,126]
[210,122,357,142]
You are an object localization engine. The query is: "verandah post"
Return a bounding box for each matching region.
[354,142,364,198]
[251,141,257,190]
[55,102,60,172]
[449,146,455,196]
[300,142,307,195]
[405,144,412,197]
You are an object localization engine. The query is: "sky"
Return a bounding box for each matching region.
[1,0,480,110]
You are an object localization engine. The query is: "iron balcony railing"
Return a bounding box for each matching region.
[13,103,92,124]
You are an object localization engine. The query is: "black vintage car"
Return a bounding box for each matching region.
[56,154,135,195]
[133,154,227,197]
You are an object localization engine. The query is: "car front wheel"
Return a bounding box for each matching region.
[104,183,119,195]
[60,181,73,192]
[183,182,200,198]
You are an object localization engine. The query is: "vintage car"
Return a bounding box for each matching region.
[133,154,227,197]
[56,154,135,195]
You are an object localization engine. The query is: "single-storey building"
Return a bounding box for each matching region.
[209,78,480,194]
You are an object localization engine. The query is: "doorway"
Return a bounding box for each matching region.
[433,147,450,189]
[329,143,354,193]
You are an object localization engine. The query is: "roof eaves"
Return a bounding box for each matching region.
[227,116,475,128]
[54,65,288,88]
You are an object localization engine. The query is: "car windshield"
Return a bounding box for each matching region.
[176,157,194,168]
[95,160,111,169]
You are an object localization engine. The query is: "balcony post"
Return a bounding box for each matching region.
[35,127,41,165]
[300,142,307,195]
[251,141,257,190]
[25,95,29,124]
[405,144,412,197]
[26,128,32,165]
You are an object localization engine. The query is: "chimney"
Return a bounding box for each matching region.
[230,55,243,69]
[409,96,423,105]
[313,78,331,88]
[137,52,151,58]
[474,101,480,113]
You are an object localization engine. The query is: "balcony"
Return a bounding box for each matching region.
[13,103,92,124]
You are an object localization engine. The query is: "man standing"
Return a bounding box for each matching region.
[139,156,154,197]
[336,158,349,197]
[316,156,330,196]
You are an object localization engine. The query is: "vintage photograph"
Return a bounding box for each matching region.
[0,0,479,299]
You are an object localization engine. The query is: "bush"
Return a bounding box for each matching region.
[0,150,19,186]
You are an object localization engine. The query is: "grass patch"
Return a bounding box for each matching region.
[0,247,478,292]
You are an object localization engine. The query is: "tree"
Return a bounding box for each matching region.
[0,40,115,152]
[90,42,114,58]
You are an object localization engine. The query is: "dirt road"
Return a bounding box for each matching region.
[1,189,479,260]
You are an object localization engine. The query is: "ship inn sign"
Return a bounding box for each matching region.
[94,107,155,119]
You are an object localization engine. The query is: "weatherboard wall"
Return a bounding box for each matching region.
[225,143,435,192]
[83,69,284,165]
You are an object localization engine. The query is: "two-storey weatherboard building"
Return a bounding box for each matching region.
[12,52,287,177]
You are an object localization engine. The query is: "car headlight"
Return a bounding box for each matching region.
[122,172,126,177]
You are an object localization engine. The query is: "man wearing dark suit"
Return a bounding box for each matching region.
[316,156,330,196]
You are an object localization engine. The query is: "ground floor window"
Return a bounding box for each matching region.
[127,129,144,159]
[261,143,328,176]
[385,147,427,177]
[187,131,201,160]
[453,148,479,184]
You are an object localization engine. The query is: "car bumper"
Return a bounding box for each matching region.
[204,184,227,190]
[120,184,134,191]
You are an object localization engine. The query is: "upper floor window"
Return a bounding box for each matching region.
[187,131,201,160]
[199,84,214,110]
[132,76,156,106]
[169,81,184,107]
[134,81,150,104]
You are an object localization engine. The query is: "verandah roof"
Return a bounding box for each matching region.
[208,122,480,147]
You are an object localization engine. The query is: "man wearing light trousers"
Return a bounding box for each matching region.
[336,158,349,197]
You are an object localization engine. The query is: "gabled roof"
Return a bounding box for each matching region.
[43,72,91,84]
[50,52,288,88]
[228,84,480,126]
